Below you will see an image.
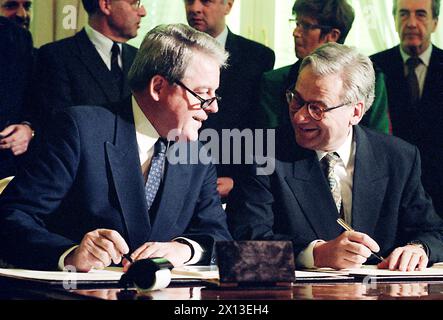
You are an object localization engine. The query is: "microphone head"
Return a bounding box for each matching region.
[120,258,173,291]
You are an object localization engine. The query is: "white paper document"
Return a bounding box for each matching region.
[304,264,443,280]
[0,267,123,282]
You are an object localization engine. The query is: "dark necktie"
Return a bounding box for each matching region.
[145,139,167,214]
[322,152,342,215]
[406,57,421,107]
[111,42,123,95]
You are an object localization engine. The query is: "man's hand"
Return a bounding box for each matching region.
[217,177,234,198]
[64,229,129,272]
[313,231,380,269]
[377,244,428,271]
[0,124,34,156]
[122,241,192,272]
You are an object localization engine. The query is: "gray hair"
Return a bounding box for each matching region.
[392,0,440,19]
[299,42,375,113]
[129,23,229,92]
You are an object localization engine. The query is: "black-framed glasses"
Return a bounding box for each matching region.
[289,19,332,32]
[175,80,221,110]
[1,0,32,11]
[286,89,349,121]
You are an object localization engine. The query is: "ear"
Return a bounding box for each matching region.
[325,28,341,43]
[149,75,168,102]
[225,0,234,15]
[349,101,364,125]
[431,18,438,33]
[99,0,112,16]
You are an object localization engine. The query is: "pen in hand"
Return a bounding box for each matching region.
[336,218,384,262]
[123,253,133,263]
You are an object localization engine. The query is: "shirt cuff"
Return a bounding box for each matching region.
[173,237,204,265]
[58,245,79,271]
[296,240,325,269]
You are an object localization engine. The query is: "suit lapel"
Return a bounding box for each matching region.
[284,149,343,240]
[421,47,443,106]
[224,30,241,67]
[74,29,121,103]
[351,126,389,236]
[105,100,150,250]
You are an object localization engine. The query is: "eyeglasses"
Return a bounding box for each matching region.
[1,1,32,11]
[130,0,142,9]
[176,80,221,110]
[113,0,142,10]
[286,89,349,121]
[289,19,332,32]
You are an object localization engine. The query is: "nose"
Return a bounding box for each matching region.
[293,24,303,38]
[205,100,218,114]
[406,14,418,27]
[291,105,310,124]
[187,0,203,14]
[16,4,28,18]
[138,5,147,17]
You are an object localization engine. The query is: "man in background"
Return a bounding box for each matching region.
[0,16,34,179]
[0,0,32,29]
[184,0,275,200]
[372,0,443,218]
[258,0,391,135]
[32,0,146,129]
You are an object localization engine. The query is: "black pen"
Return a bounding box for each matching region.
[122,253,133,263]
[336,218,384,262]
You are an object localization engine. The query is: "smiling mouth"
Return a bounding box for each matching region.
[190,18,205,25]
[299,127,317,132]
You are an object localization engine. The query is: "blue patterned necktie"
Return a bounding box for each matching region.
[322,152,342,214]
[145,138,167,212]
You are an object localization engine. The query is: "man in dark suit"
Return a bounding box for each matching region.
[371,0,443,218]
[258,0,391,135]
[0,24,232,271]
[228,43,443,270]
[184,0,275,200]
[32,0,146,127]
[0,16,34,179]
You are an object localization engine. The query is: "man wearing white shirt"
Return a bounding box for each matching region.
[371,0,443,219]
[0,24,232,271]
[227,43,443,271]
[184,0,275,200]
[32,0,146,132]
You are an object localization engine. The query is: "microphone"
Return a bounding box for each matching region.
[120,258,174,291]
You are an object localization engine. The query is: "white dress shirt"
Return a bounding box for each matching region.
[84,24,122,70]
[214,26,229,48]
[400,44,433,98]
[296,128,356,268]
